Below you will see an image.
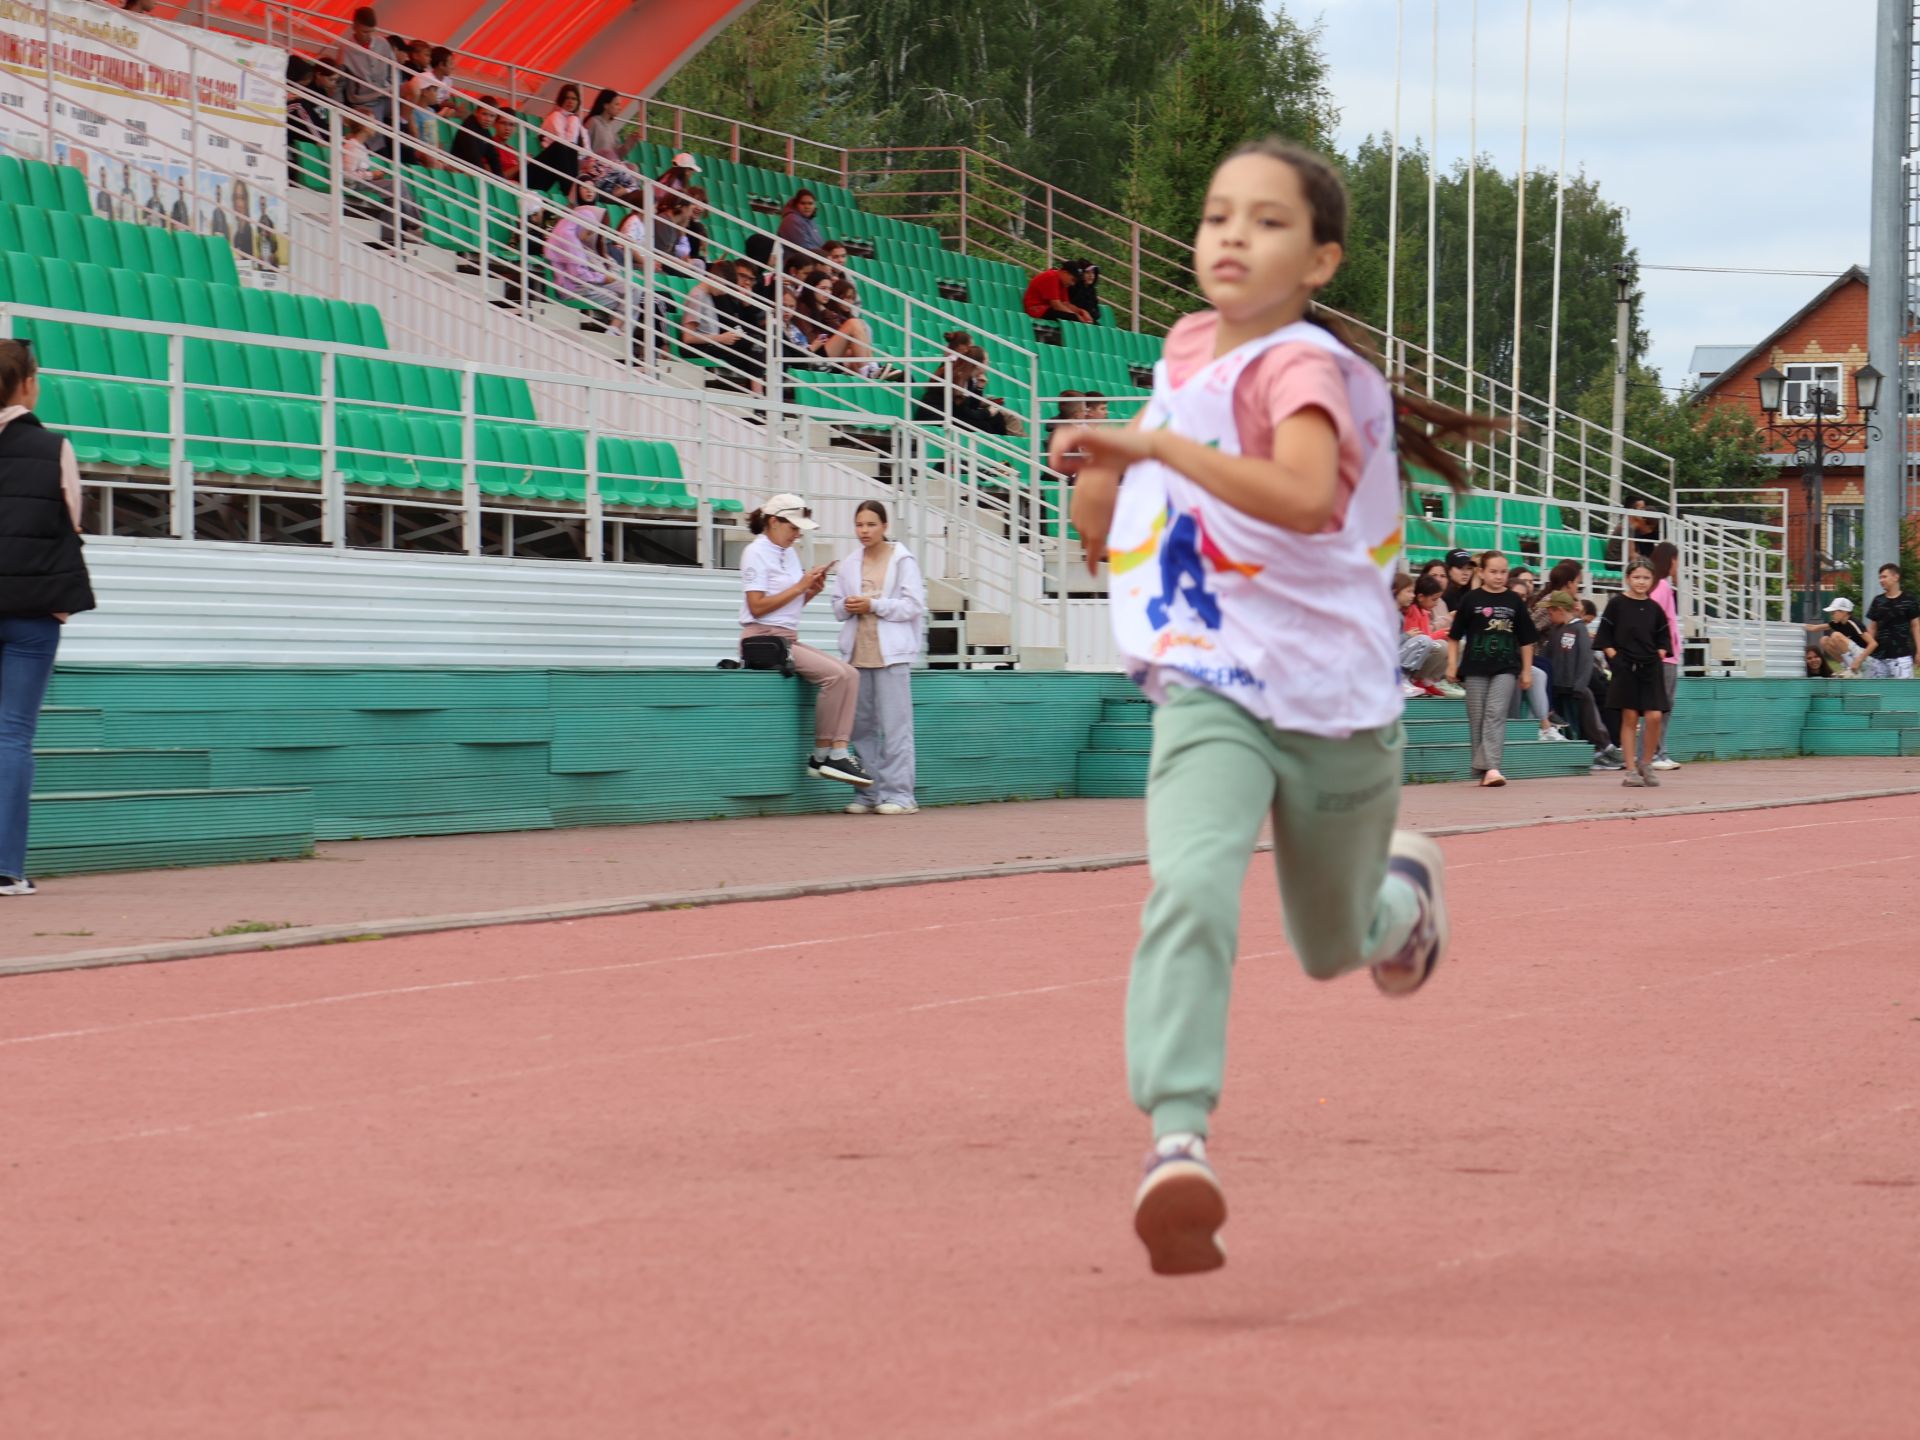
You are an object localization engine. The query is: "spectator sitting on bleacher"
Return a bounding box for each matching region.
[1401,574,1464,698]
[396,36,431,79]
[656,153,701,196]
[546,186,647,333]
[583,91,643,192]
[916,337,1022,436]
[1067,260,1102,322]
[779,189,827,258]
[815,280,904,383]
[490,109,523,182]
[331,8,399,132]
[401,45,455,147]
[1081,392,1110,423]
[448,99,505,175]
[286,56,331,145]
[340,116,422,249]
[680,260,766,396]
[532,84,587,193]
[681,186,713,265]
[1024,261,1093,323]
[1049,391,1086,449]
[823,240,850,272]
[1441,548,1477,613]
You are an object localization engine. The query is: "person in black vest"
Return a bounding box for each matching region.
[0,340,96,895]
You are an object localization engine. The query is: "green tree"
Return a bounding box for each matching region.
[1326,143,1639,420]
[1570,364,1768,511]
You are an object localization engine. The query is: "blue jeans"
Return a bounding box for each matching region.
[0,616,60,879]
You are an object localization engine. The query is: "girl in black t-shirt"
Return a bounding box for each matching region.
[1596,560,1673,788]
[1445,551,1538,788]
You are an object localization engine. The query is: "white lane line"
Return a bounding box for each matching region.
[19,975,1129,1155]
[0,901,1141,1050]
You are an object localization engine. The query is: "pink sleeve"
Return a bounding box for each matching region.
[1232,345,1363,526]
[1233,346,1351,458]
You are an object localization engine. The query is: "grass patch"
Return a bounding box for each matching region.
[212,920,295,937]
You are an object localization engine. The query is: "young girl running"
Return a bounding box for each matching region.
[1596,559,1672,787]
[1050,139,1496,1277]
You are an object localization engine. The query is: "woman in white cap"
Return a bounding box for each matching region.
[740,494,871,787]
[834,500,926,815]
[1804,595,1875,676]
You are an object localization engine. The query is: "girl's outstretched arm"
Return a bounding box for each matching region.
[1054,410,1340,534]
[1052,412,1143,575]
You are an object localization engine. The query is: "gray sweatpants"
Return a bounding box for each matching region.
[1462,672,1518,775]
[852,663,916,806]
[1399,632,1447,682]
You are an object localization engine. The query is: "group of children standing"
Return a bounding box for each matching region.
[1395,546,1681,787]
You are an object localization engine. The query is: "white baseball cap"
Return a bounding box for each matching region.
[761,493,817,530]
[1824,597,1855,613]
[672,151,701,173]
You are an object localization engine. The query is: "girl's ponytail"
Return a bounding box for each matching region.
[746,507,767,535]
[1303,305,1503,496]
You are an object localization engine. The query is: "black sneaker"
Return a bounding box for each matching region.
[0,875,38,896]
[811,753,873,787]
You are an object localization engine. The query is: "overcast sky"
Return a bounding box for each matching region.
[1307,0,1877,392]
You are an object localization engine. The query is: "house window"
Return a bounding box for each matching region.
[1782,363,1844,420]
[1828,505,1863,566]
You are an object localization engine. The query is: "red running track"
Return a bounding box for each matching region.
[2,798,1917,1437]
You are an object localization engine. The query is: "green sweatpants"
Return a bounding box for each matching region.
[1128,685,1416,1138]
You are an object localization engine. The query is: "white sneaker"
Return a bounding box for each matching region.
[874,802,918,815]
[1133,1136,1227,1276]
[1401,679,1425,698]
[1538,726,1570,742]
[1650,755,1680,771]
[0,875,37,896]
[844,801,877,815]
[1373,831,1448,996]
[1434,679,1467,699]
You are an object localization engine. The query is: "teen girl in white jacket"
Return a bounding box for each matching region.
[833,499,927,814]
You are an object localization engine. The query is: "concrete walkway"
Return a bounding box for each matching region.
[8,755,1920,975]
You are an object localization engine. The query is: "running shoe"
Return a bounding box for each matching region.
[1434,679,1467,699]
[1650,755,1680,771]
[1538,726,1571,742]
[1590,752,1626,772]
[1480,769,1507,787]
[874,802,918,815]
[1401,680,1426,698]
[845,800,877,815]
[0,875,37,896]
[809,754,874,786]
[1622,772,1648,788]
[1133,1137,1227,1276]
[1639,766,1662,787]
[1372,830,1448,998]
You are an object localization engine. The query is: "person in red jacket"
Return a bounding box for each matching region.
[1024,260,1093,322]
[1399,573,1464,698]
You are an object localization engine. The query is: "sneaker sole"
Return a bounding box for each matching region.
[812,764,875,786]
[1376,831,1447,996]
[1133,1163,1227,1276]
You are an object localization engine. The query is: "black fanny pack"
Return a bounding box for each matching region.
[740,635,795,676]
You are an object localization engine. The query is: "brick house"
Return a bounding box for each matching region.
[1693,265,1878,596]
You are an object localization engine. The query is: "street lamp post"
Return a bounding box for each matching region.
[1756,363,1882,621]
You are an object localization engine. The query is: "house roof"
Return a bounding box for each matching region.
[1689,343,1754,379]
[1694,265,1868,401]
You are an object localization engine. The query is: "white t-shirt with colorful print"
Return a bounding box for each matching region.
[1105,318,1405,739]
